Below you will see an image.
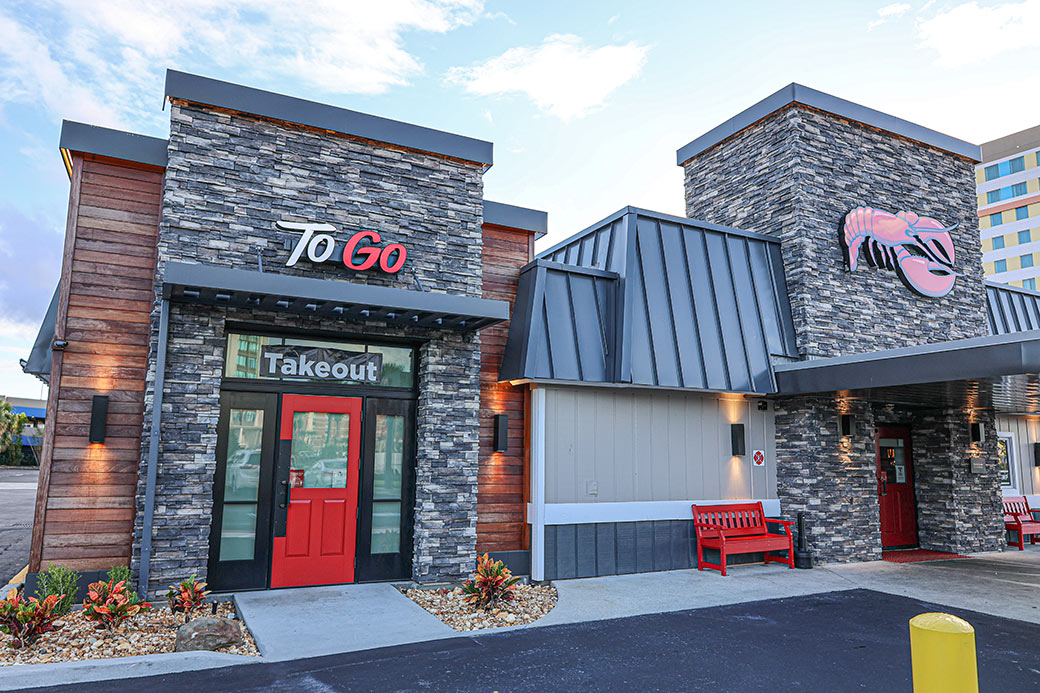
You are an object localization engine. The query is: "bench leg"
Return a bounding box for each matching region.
[696,542,704,571]
[763,552,770,565]
[1017,531,1024,550]
[720,548,727,577]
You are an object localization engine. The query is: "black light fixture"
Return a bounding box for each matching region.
[840,414,854,437]
[730,423,746,457]
[1033,443,1040,468]
[89,395,109,444]
[493,414,508,453]
[970,421,984,444]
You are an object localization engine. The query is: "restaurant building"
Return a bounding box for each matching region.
[23,74,1040,595]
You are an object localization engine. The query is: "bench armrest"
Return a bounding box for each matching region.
[693,521,727,541]
[765,517,794,527]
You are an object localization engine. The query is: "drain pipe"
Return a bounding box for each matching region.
[138,298,169,597]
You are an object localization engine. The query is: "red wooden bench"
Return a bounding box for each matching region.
[1003,496,1040,551]
[692,502,794,576]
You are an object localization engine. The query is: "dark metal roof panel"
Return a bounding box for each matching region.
[676,83,981,165]
[498,261,616,382]
[22,284,59,383]
[508,209,798,393]
[987,281,1040,335]
[165,70,493,166]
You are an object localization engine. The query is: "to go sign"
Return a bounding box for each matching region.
[277,221,407,274]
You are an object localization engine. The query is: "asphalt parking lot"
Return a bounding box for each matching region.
[0,467,37,587]
[41,588,1040,692]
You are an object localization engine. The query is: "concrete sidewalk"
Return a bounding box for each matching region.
[534,545,1040,629]
[234,582,456,661]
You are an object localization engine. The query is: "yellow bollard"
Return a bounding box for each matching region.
[909,612,978,693]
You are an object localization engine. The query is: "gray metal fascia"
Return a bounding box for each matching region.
[59,120,169,172]
[526,259,620,279]
[676,82,981,165]
[138,298,169,598]
[164,70,493,166]
[162,262,509,321]
[483,200,548,238]
[774,329,1040,393]
[536,207,634,260]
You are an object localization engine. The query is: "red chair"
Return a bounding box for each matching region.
[692,502,794,576]
[1003,496,1040,550]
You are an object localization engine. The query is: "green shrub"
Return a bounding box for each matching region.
[0,589,64,648]
[34,564,79,616]
[461,553,521,609]
[105,565,142,605]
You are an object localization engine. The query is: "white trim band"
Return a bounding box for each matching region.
[527,499,782,526]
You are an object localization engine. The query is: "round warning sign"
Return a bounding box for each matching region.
[752,450,765,467]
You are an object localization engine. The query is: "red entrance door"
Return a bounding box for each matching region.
[876,426,918,548]
[271,395,362,588]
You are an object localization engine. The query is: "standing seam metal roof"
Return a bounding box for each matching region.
[987,281,1040,335]
[500,208,799,393]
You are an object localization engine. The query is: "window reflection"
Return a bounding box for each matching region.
[371,414,405,553]
[290,411,350,489]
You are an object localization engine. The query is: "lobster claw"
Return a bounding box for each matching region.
[897,256,958,298]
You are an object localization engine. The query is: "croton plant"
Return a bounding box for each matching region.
[82,579,153,631]
[461,553,522,609]
[166,575,210,613]
[0,589,64,648]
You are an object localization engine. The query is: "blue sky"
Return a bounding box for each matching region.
[1,0,1039,398]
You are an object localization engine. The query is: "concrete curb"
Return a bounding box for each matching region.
[0,651,256,691]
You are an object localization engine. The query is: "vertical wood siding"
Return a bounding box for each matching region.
[995,415,1039,496]
[543,387,776,504]
[30,153,162,571]
[477,224,533,552]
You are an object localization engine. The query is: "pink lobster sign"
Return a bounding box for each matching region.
[840,206,958,298]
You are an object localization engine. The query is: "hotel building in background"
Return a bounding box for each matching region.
[977,125,1040,289]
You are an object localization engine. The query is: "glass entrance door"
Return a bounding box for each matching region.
[270,394,362,588]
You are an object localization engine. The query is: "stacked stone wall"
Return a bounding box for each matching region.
[134,102,486,595]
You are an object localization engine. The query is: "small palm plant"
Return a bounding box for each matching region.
[460,553,521,609]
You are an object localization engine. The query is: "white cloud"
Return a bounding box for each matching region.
[445,34,648,121]
[0,0,485,128]
[917,1,1040,66]
[868,2,912,30]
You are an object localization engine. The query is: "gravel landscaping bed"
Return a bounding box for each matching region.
[0,601,259,666]
[404,584,557,632]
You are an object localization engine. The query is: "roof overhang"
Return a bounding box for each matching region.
[163,262,509,332]
[676,83,981,165]
[59,120,168,179]
[774,330,1040,411]
[164,70,493,168]
[483,200,548,238]
[21,284,59,384]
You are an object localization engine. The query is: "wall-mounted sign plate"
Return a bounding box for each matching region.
[752,449,765,467]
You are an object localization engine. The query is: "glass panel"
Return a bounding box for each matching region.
[368,345,414,387]
[224,332,413,387]
[373,414,405,500]
[219,503,257,561]
[223,408,264,501]
[878,438,906,484]
[997,436,1013,487]
[371,501,401,553]
[290,411,350,489]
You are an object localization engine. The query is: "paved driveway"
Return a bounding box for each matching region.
[33,589,1040,692]
[0,467,37,587]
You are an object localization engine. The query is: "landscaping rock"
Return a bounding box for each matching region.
[174,617,243,652]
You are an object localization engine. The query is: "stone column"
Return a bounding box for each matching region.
[911,408,1005,554]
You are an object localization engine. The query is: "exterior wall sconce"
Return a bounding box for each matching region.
[1033,443,1040,468]
[840,414,854,437]
[730,423,746,457]
[493,414,508,453]
[970,421,984,444]
[89,395,109,444]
